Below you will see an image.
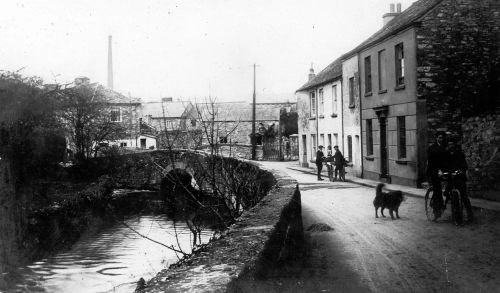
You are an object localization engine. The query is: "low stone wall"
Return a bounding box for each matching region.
[462,113,500,201]
[199,144,264,160]
[140,163,303,293]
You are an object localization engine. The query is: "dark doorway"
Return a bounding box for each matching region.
[379,118,388,178]
[140,138,147,149]
[302,135,307,167]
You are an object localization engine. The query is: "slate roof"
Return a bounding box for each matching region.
[296,57,343,92]
[195,102,292,122]
[142,101,192,118]
[343,0,443,58]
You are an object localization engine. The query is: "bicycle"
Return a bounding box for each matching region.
[424,170,464,224]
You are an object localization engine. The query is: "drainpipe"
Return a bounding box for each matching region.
[358,52,364,178]
[341,78,345,156]
[316,88,319,150]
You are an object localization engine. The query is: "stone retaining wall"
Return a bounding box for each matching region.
[139,164,303,293]
[462,113,500,200]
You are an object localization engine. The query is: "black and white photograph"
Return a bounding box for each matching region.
[1,0,499,292]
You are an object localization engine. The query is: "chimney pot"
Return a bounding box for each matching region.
[397,3,402,12]
[308,64,316,81]
[390,3,395,13]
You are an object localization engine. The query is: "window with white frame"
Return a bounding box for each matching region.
[320,134,325,147]
[310,91,316,116]
[110,108,121,122]
[349,77,355,108]
[395,43,405,86]
[378,49,386,91]
[364,56,372,94]
[332,85,338,115]
[398,116,407,158]
[319,88,324,115]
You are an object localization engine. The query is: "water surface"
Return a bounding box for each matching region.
[4,215,214,293]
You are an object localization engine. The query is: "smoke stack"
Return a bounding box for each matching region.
[107,35,114,89]
[308,64,316,81]
[383,3,402,26]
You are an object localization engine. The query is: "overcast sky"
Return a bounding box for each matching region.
[0,0,416,102]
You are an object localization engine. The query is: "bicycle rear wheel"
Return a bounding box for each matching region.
[340,166,346,181]
[425,187,434,221]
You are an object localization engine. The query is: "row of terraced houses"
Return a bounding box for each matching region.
[296,0,500,198]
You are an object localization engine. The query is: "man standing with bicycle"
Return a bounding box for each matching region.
[426,132,447,221]
[446,139,473,223]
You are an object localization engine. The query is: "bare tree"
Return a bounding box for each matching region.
[56,84,126,162]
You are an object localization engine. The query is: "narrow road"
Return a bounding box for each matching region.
[256,162,500,293]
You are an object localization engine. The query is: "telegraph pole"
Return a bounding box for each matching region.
[251,63,257,160]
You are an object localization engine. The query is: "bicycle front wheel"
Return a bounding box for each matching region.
[425,187,434,221]
[451,189,464,225]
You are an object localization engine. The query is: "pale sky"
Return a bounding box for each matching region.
[0,0,416,102]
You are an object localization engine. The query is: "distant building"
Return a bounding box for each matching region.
[142,98,195,132]
[296,61,343,168]
[194,101,295,146]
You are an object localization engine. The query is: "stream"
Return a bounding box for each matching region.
[2,214,214,293]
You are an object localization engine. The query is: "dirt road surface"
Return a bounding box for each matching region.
[252,162,500,293]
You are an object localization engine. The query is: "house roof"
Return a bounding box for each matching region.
[296,0,443,93]
[296,57,343,92]
[142,101,192,118]
[343,0,443,58]
[195,101,292,122]
[64,82,141,104]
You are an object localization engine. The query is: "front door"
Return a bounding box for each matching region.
[379,118,388,178]
[140,138,147,149]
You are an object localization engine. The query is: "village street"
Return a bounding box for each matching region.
[256,161,500,293]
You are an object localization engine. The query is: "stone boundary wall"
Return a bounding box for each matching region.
[140,163,303,293]
[462,113,500,200]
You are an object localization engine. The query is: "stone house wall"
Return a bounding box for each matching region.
[415,0,500,193]
[416,0,500,138]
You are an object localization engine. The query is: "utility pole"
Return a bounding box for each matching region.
[251,63,257,160]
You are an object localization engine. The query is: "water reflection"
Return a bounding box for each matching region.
[3,215,214,293]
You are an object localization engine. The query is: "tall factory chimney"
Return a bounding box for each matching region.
[107,35,114,89]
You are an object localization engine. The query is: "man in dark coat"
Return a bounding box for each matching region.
[333,145,345,180]
[426,132,447,221]
[445,140,473,223]
[316,145,325,181]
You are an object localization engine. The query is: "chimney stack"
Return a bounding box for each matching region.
[308,64,316,81]
[383,3,402,26]
[107,35,114,90]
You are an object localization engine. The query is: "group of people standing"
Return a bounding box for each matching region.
[315,145,345,181]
